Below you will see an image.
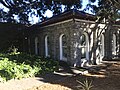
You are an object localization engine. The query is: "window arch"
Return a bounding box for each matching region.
[59,34,67,61]
[99,34,105,58]
[80,32,89,60]
[45,35,50,57]
[112,34,117,56]
[35,37,39,55]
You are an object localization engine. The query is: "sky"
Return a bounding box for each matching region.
[34,0,98,24]
[44,0,98,17]
[0,0,98,24]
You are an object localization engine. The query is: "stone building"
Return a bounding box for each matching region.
[25,9,120,66]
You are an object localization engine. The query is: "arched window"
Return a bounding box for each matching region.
[59,34,67,61]
[80,33,89,60]
[45,35,50,57]
[99,34,105,58]
[35,37,39,55]
[112,34,117,56]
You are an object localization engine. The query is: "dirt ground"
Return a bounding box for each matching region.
[28,75,120,90]
[1,62,120,90]
[43,76,119,90]
[28,62,120,90]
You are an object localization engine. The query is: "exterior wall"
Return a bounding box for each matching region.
[29,20,75,65]
[110,26,120,59]
[71,20,106,65]
[28,19,120,66]
[70,20,94,66]
[73,20,120,64]
[0,21,119,66]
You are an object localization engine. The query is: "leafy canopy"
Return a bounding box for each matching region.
[0,0,120,24]
[0,0,82,24]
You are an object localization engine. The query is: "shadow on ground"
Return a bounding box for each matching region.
[33,61,120,90]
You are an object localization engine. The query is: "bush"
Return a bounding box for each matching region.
[77,78,93,90]
[0,53,59,82]
[0,58,38,82]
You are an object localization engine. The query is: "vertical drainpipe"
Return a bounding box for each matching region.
[118,29,120,58]
[22,28,25,52]
[28,37,31,54]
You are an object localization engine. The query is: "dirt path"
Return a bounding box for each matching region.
[0,77,45,90]
[28,62,120,90]
[1,61,120,90]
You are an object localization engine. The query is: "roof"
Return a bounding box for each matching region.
[0,22,27,31]
[36,9,96,27]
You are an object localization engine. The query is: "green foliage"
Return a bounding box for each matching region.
[0,0,82,24]
[1,0,119,24]
[0,53,59,82]
[77,78,93,90]
[4,53,59,73]
[0,58,37,82]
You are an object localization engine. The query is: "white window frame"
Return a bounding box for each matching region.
[45,35,49,57]
[59,34,67,61]
[100,34,105,58]
[112,34,117,55]
[35,37,39,55]
[80,33,89,61]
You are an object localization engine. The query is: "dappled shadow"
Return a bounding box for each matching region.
[35,61,83,90]
[33,62,120,90]
[36,71,82,90]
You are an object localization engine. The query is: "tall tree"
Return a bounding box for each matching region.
[0,0,82,24]
[88,0,120,64]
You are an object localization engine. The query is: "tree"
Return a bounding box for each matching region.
[0,0,33,24]
[0,8,6,21]
[0,0,82,24]
[87,0,120,64]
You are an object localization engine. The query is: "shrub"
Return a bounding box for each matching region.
[0,53,59,82]
[6,53,59,74]
[77,78,93,90]
[0,58,38,82]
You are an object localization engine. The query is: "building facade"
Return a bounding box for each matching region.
[25,10,120,66]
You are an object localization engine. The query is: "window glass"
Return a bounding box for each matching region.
[81,34,86,58]
[112,34,116,56]
[35,37,39,55]
[47,36,50,56]
[62,35,67,58]
[99,34,104,56]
